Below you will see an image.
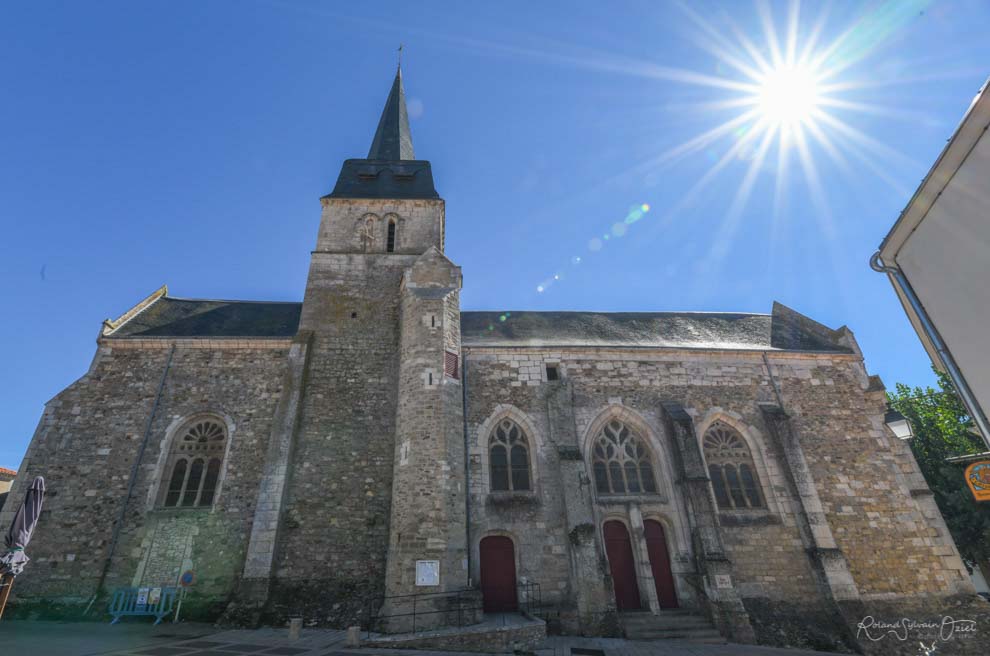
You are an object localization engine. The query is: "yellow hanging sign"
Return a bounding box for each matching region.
[964,460,990,502]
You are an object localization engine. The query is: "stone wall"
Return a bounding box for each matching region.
[0,339,289,618]
[266,251,408,626]
[767,356,971,598]
[381,249,467,633]
[460,343,976,648]
[316,197,444,255]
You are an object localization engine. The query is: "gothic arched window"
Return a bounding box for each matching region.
[386,219,397,253]
[591,420,657,495]
[703,421,764,509]
[161,418,228,508]
[489,419,531,491]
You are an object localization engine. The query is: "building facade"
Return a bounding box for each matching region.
[2,70,984,651]
[0,466,15,510]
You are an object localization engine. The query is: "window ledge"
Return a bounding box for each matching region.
[151,506,215,516]
[595,493,669,505]
[485,491,540,509]
[718,510,781,526]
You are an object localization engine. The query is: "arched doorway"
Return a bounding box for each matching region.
[603,520,641,611]
[479,535,518,612]
[644,519,679,609]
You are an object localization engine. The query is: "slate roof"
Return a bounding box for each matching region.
[327,159,439,200]
[103,295,852,354]
[106,296,301,338]
[326,67,438,200]
[368,67,415,161]
[460,307,852,353]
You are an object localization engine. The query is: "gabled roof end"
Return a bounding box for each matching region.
[102,285,168,336]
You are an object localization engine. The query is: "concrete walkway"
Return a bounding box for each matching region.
[0,620,836,656]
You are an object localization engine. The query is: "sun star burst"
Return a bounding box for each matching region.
[755,63,822,127]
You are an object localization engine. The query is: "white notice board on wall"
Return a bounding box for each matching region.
[416,560,440,586]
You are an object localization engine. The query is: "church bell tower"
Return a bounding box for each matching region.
[296,66,468,619]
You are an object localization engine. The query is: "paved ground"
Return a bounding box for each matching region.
[0,620,835,656]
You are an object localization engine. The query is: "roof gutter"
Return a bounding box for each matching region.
[879,77,989,255]
[870,252,990,449]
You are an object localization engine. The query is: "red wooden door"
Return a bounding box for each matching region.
[480,536,518,612]
[644,520,679,609]
[603,520,641,611]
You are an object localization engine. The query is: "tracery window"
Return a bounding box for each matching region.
[161,418,228,508]
[591,420,657,495]
[703,421,764,509]
[489,419,531,491]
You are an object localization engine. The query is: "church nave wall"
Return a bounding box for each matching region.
[460,344,973,646]
[0,340,290,618]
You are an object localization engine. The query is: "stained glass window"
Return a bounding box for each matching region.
[591,421,658,495]
[703,421,764,510]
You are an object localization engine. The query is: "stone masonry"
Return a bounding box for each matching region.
[2,68,986,654]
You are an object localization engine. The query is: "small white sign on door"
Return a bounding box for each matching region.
[715,574,732,589]
[415,560,440,586]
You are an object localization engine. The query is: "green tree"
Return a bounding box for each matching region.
[888,371,990,566]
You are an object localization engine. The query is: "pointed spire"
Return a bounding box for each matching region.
[368,66,415,161]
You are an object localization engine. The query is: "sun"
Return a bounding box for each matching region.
[755,64,822,126]
[520,1,924,297]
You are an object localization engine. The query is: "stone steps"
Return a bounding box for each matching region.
[621,610,724,643]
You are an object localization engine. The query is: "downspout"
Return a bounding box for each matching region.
[460,350,471,586]
[870,251,990,447]
[85,343,175,614]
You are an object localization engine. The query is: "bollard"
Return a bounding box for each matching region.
[288,617,303,641]
[346,625,361,647]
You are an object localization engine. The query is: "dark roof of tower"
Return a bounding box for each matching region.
[326,67,438,200]
[101,292,853,354]
[368,67,414,161]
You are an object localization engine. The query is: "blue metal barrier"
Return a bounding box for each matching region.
[108,586,177,625]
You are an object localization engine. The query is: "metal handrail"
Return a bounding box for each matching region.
[362,581,545,637]
[364,586,475,602]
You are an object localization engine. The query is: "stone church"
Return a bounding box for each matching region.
[3,69,983,651]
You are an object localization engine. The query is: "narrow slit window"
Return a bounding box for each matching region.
[386,220,396,252]
[545,364,559,381]
[200,458,222,506]
[739,463,764,508]
[510,445,530,490]
[490,444,509,490]
[709,464,731,507]
[182,458,205,507]
[164,459,187,507]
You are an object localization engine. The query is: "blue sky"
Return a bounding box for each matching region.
[2,1,989,470]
